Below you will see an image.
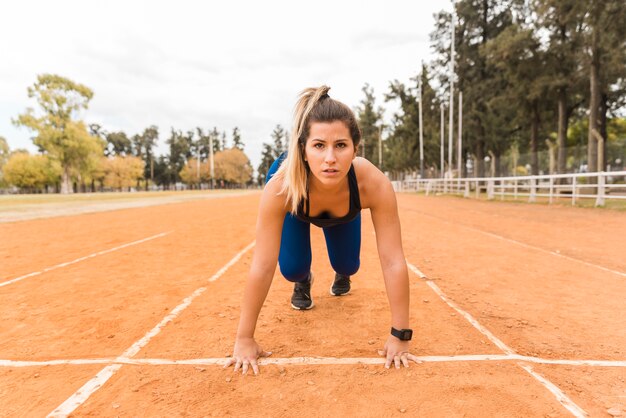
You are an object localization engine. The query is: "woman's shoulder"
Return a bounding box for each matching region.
[352,157,392,209]
[261,175,289,213]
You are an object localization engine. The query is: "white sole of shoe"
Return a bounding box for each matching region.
[290,301,315,310]
[329,287,350,296]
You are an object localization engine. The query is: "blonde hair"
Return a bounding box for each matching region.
[272,86,362,214]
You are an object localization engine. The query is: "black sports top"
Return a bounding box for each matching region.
[295,164,362,228]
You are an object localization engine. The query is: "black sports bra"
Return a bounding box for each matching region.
[295,164,362,228]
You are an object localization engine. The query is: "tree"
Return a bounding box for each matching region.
[165,129,192,184]
[3,152,61,192]
[385,66,442,176]
[484,22,551,175]
[139,125,159,187]
[0,137,10,187]
[232,127,244,150]
[221,131,227,151]
[210,127,221,153]
[535,0,586,174]
[105,131,132,156]
[102,156,144,191]
[355,84,384,166]
[257,143,276,185]
[13,74,104,193]
[431,2,517,177]
[584,0,626,172]
[271,125,286,158]
[214,148,253,186]
[179,158,211,186]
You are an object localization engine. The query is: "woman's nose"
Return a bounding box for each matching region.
[324,148,336,163]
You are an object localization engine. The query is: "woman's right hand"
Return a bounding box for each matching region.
[224,337,272,375]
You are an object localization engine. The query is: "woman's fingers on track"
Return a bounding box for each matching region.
[251,360,260,375]
[407,353,423,364]
[401,355,410,368]
[393,355,401,369]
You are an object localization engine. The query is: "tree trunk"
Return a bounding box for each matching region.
[60,166,72,194]
[530,104,539,176]
[587,31,600,172]
[557,89,568,174]
[600,92,608,170]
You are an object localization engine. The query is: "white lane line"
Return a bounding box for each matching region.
[3,355,625,368]
[0,232,171,288]
[518,364,587,418]
[47,240,255,418]
[407,262,515,355]
[407,259,588,417]
[411,209,626,278]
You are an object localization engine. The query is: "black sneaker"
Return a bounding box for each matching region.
[330,273,351,296]
[291,272,314,310]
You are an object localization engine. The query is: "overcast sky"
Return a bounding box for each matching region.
[1,0,452,170]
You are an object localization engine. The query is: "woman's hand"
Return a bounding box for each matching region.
[378,335,421,369]
[224,337,272,375]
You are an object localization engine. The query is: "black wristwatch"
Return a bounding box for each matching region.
[390,327,413,341]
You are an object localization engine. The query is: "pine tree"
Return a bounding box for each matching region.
[232,127,244,150]
[356,84,384,166]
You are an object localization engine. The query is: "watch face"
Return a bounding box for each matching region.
[403,330,413,340]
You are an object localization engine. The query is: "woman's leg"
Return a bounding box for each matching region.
[265,151,311,283]
[323,213,361,276]
[278,214,312,282]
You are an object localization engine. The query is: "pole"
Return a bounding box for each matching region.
[196,149,200,188]
[378,124,383,168]
[448,12,455,178]
[209,133,215,189]
[418,72,424,178]
[457,91,463,178]
[440,103,445,178]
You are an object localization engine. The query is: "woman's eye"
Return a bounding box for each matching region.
[314,143,324,149]
[337,143,346,148]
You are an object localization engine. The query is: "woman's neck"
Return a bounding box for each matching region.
[308,174,349,195]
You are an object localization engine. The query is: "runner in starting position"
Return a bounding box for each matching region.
[226,86,419,374]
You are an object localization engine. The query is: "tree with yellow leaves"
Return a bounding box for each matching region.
[179,158,210,187]
[103,156,144,191]
[13,74,104,193]
[214,148,252,186]
[3,151,62,192]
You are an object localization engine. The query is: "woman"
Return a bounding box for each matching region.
[226,86,419,375]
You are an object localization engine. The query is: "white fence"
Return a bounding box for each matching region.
[393,171,626,207]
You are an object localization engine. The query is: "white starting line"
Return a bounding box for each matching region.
[0,231,172,288]
[2,354,625,368]
[2,234,611,417]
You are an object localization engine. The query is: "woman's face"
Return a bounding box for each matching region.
[304,120,356,188]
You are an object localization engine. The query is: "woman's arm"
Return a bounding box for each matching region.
[227,179,286,374]
[365,163,415,368]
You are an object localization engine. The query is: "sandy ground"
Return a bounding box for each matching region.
[0,191,256,223]
[0,193,624,417]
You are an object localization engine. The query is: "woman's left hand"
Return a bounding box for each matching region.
[378,335,421,369]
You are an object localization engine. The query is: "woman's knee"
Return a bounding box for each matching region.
[332,258,360,277]
[279,263,311,283]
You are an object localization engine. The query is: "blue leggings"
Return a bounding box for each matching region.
[266,154,361,283]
